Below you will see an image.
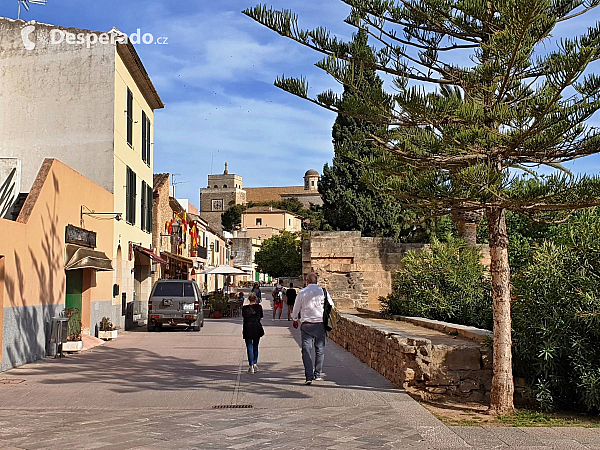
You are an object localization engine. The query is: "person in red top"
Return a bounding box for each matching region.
[272,281,285,320]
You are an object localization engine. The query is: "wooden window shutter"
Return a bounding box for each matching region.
[141,181,147,231]
[127,89,133,146]
[141,111,147,162]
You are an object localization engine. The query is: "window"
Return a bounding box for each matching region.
[214,185,218,188]
[146,183,153,232]
[223,185,227,188]
[140,181,153,232]
[141,181,147,231]
[141,111,151,165]
[126,167,136,224]
[305,180,309,189]
[215,240,220,252]
[256,218,262,226]
[126,88,133,147]
[289,219,291,226]
[183,283,195,297]
[312,180,315,187]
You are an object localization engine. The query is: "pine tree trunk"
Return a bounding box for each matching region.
[486,206,515,414]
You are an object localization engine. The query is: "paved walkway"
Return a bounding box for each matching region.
[0,299,598,449]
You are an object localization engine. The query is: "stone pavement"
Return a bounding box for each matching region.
[0,297,598,449]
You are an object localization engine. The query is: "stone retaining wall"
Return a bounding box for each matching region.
[329,313,492,402]
[303,231,490,310]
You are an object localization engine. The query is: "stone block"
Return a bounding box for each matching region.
[459,379,480,393]
[442,346,482,371]
[427,387,447,394]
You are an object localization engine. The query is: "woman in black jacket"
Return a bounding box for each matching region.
[243,293,264,374]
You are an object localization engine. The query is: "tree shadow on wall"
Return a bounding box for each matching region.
[4,173,64,370]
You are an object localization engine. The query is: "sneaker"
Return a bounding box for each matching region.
[304,380,312,385]
[314,376,323,381]
[253,364,258,372]
[248,367,255,374]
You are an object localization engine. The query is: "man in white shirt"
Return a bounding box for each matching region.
[292,273,334,385]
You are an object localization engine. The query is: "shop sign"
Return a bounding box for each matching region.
[65,224,96,248]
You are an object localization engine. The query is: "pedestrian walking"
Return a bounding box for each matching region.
[285,283,297,321]
[252,282,262,303]
[291,273,334,385]
[242,293,264,374]
[272,280,285,320]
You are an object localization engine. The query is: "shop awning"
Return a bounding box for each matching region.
[65,245,113,271]
[161,251,193,266]
[134,245,167,264]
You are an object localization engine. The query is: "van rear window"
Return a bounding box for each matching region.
[184,283,195,297]
[154,283,184,297]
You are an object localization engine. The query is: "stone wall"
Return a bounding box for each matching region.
[329,314,492,402]
[303,231,425,309]
[303,231,491,310]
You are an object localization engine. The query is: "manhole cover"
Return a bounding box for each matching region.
[0,379,25,385]
[212,404,253,409]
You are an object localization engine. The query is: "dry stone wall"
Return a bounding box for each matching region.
[329,314,492,402]
[303,231,490,310]
[303,231,425,309]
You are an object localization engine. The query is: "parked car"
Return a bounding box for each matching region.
[147,280,204,332]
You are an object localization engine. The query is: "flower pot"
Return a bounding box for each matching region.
[62,341,84,353]
[213,310,222,319]
[98,330,118,340]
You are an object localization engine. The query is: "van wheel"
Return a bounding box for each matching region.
[192,325,200,331]
[147,323,156,332]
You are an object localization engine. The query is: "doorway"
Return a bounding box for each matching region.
[65,269,83,312]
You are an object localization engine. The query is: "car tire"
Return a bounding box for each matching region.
[147,322,156,332]
[192,325,200,331]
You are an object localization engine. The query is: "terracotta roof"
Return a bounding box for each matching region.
[153,173,169,189]
[305,169,319,177]
[245,186,306,203]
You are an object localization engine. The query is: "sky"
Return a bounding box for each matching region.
[1,0,599,205]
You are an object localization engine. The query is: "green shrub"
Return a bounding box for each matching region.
[512,209,600,413]
[381,237,493,330]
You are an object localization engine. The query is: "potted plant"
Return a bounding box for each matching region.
[62,307,84,352]
[208,293,228,319]
[98,317,118,340]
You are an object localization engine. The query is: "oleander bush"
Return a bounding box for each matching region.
[512,209,600,413]
[381,237,493,330]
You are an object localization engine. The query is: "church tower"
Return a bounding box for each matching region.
[200,163,246,232]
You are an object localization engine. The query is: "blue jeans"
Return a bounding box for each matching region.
[245,337,260,366]
[301,323,326,381]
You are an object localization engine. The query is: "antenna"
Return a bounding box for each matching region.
[171,174,189,198]
[18,0,47,20]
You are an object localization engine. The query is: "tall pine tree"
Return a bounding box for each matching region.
[244,1,600,414]
[320,31,418,240]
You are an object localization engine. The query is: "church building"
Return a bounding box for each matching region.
[199,164,322,232]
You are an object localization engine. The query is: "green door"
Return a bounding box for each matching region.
[65,269,83,312]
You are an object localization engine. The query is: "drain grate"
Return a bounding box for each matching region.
[0,379,25,385]
[212,404,253,409]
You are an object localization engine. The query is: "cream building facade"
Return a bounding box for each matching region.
[241,206,302,240]
[0,18,164,328]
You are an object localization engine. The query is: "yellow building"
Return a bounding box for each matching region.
[0,18,164,328]
[241,206,302,240]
